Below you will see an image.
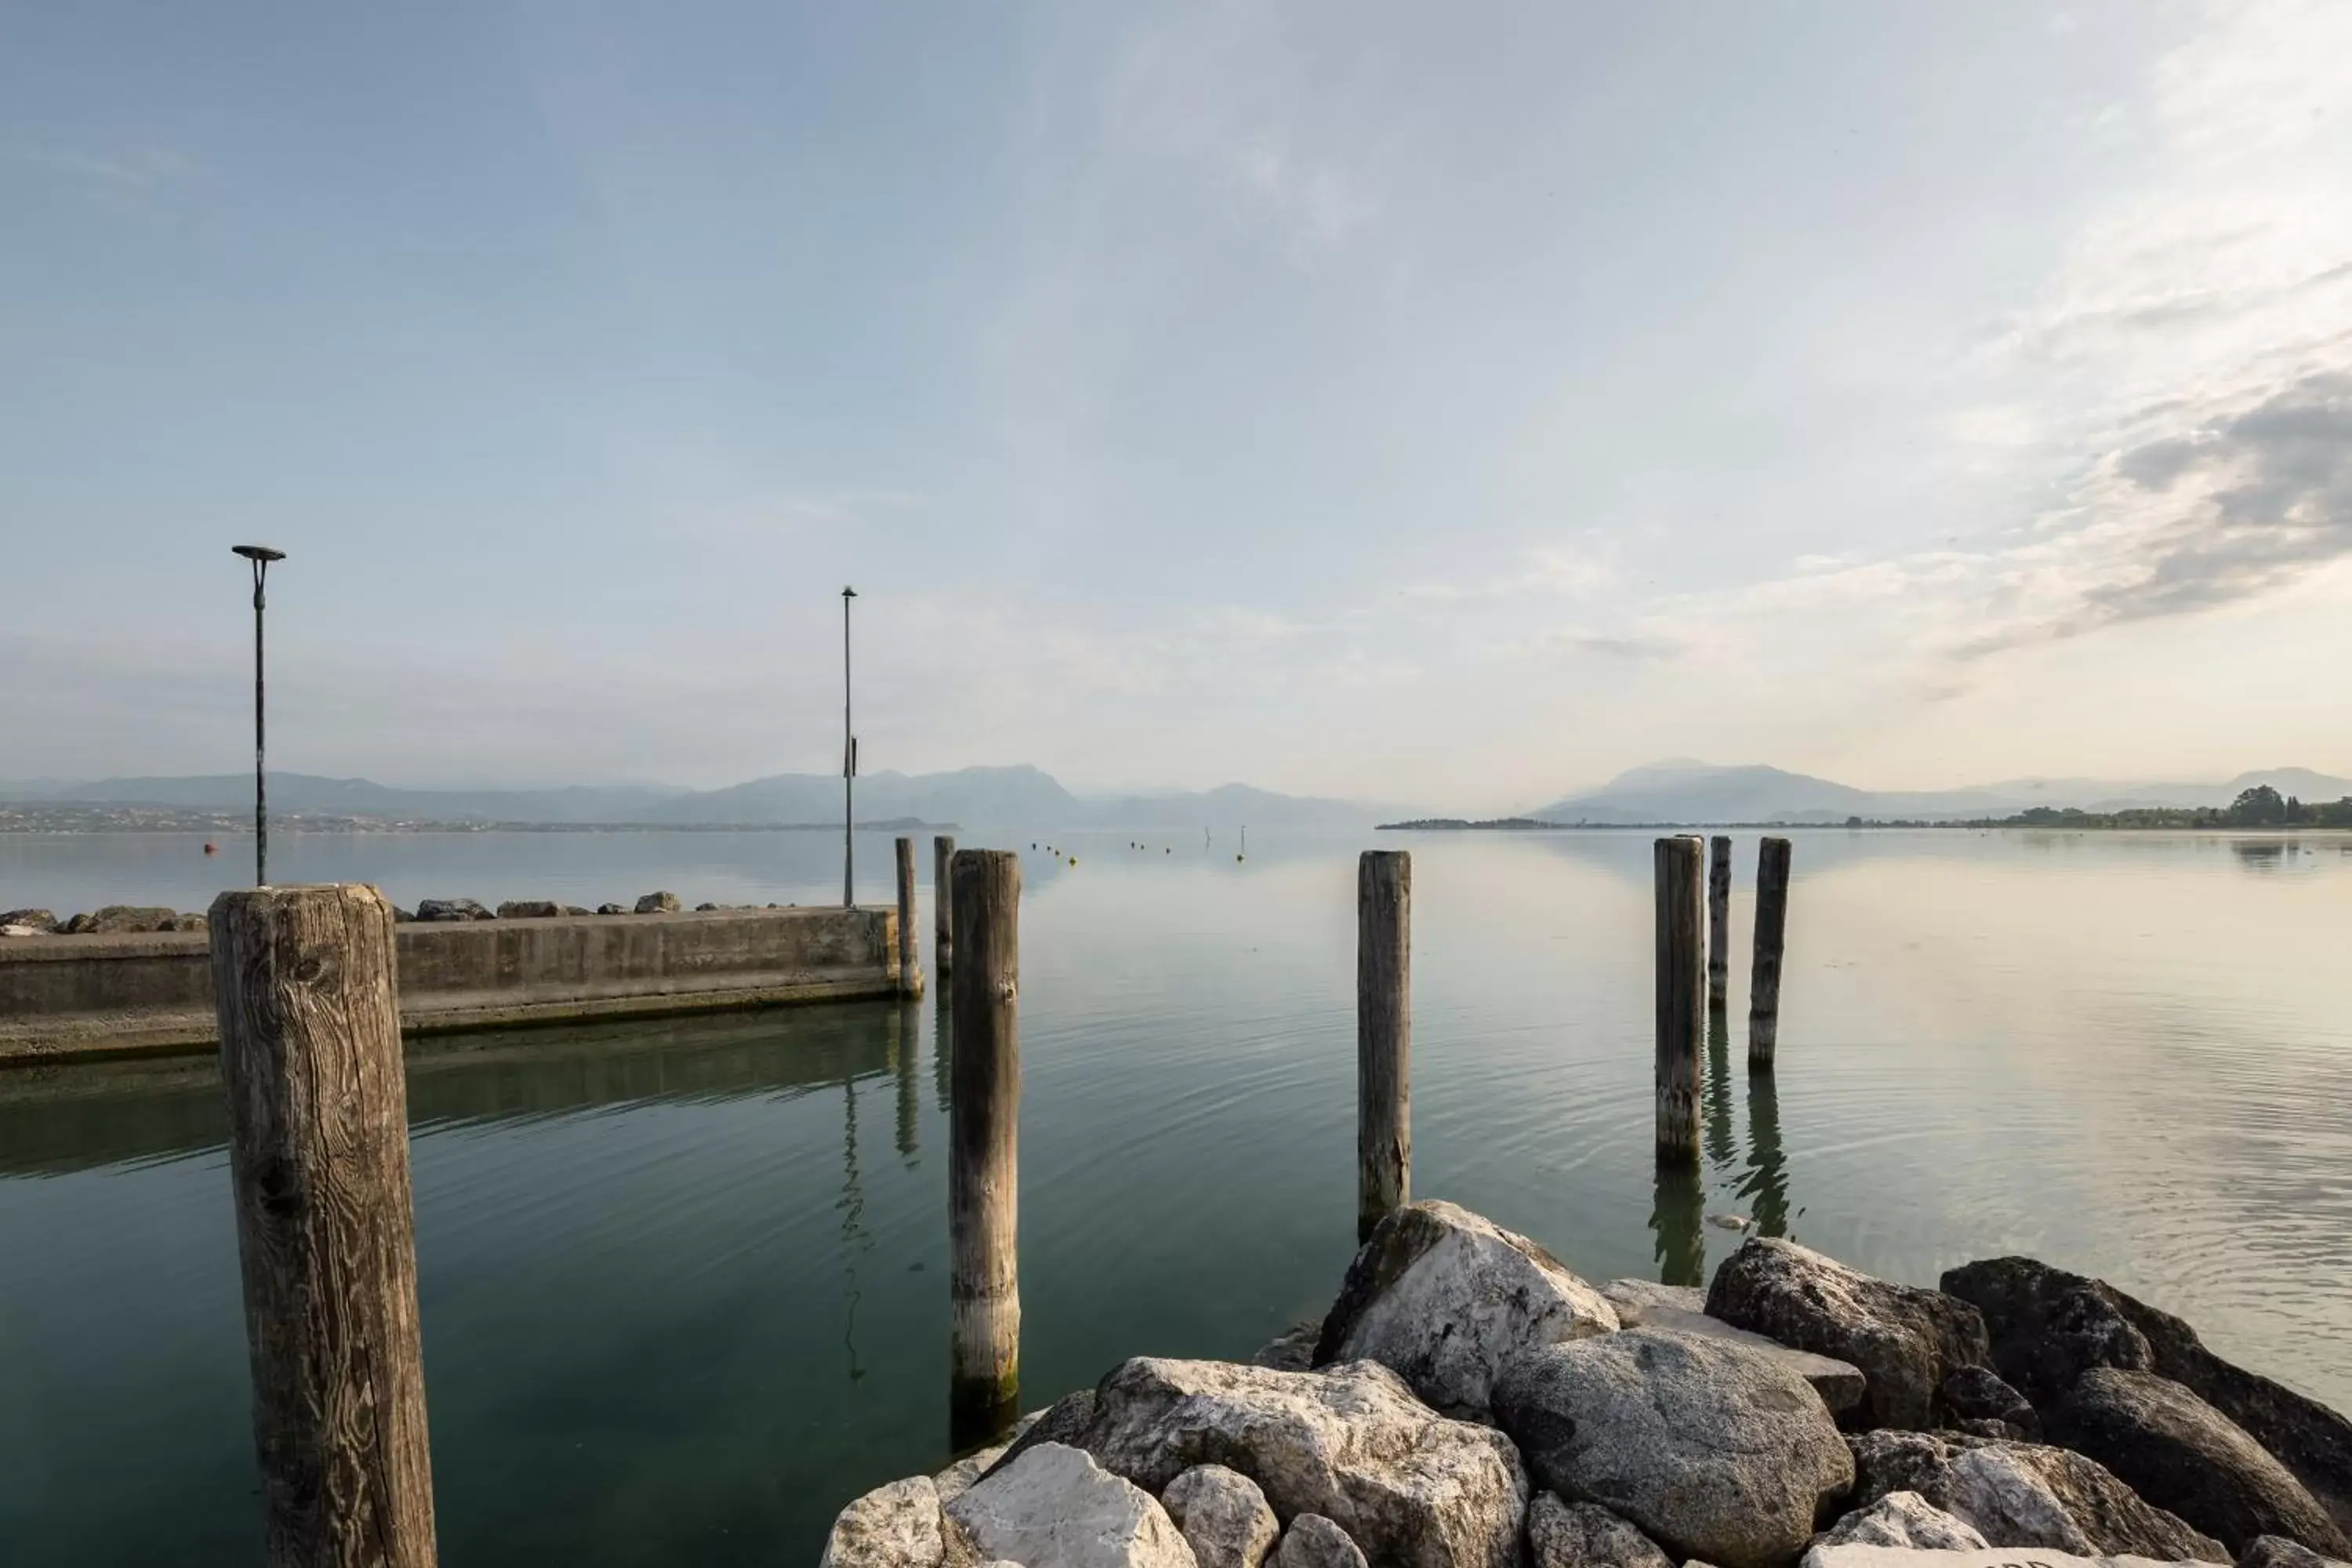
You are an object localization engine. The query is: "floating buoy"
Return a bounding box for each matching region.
[202,842,218,856]
[1068,856,1077,866]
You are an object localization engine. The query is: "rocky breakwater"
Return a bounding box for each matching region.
[822,1203,2352,1568]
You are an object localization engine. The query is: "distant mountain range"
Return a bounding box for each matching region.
[1523,760,2352,826]
[0,765,1388,832]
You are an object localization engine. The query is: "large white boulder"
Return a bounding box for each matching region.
[1316,1201,1618,1423]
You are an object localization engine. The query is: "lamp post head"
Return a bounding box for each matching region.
[232,545,287,564]
[842,585,857,600]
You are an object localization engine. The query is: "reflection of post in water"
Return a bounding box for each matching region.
[932,989,952,1116]
[1738,1065,1791,1239]
[893,1003,920,1164]
[1703,1007,1735,1169]
[839,1074,870,1385]
[1648,1157,1706,1287]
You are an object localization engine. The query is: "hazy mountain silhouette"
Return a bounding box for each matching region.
[1526,760,2352,824]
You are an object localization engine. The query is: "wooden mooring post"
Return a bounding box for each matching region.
[934,834,956,975]
[1654,836,1702,1164]
[1749,835,1792,1070]
[1357,849,1410,1243]
[895,836,923,997]
[1707,834,1733,1011]
[949,848,1020,1448]
[209,884,437,1568]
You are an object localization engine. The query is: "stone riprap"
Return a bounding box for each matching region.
[1943,1257,2352,1534]
[822,1206,2352,1568]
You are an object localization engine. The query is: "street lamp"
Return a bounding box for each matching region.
[842,585,858,909]
[232,545,286,885]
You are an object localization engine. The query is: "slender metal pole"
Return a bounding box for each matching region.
[253,563,267,886]
[842,587,856,909]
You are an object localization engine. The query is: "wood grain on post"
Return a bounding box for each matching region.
[209,884,437,1568]
[1357,849,1411,1243]
[1707,835,1733,1010]
[933,835,956,975]
[1749,836,1792,1070]
[949,848,1019,1449]
[1654,837,1703,1164]
[895,836,923,997]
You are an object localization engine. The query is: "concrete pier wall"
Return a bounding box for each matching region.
[0,906,904,1064]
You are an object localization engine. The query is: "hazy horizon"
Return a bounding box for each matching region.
[5,2,2348,808]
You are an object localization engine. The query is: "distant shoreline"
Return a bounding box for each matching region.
[0,809,956,837]
[1380,813,2352,832]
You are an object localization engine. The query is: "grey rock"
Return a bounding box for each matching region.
[1526,1494,1678,1568]
[62,912,97,934]
[1251,1322,1321,1373]
[495,899,562,920]
[415,898,494,922]
[634,890,682,914]
[1943,1367,2039,1439]
[2049,1370,2350,1558]
[1163,1465,1279,1568]
[88,905,179,934]
[1846,1428,2227,1562]
[561,903,592,916]
[0,909,59,934]
[1811,1491,1990,1552]
[1610,1279,1866,1420]
[393,906,416,923]
[596,902,627,916]
[1708,1237,1989,1430]
[1314,1199,1618,1421]
[1806,1548,2230,1568]
[1075,1356,1525,1568]
[169,913,209,932]
[1491,1326,1853,1568]
[694,901,720,911]
[946,1442,1197,1568]
[1269,1515,1367,1568]
[821,1475,950,1568]
[1944,1256,2352,1533]
[2239,1535,2351,1568]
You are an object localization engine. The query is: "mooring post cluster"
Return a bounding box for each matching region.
[1656,833,1793,1160]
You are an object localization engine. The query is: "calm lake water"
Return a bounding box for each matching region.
[2,826,2349,1565]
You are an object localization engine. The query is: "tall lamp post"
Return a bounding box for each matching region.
[842,585,858,909]
[232,545,287,886]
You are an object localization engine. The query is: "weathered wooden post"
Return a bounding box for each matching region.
[1707,834,1733,1010]
[949,848,1019,1449]
[895,836,923,997]
[1357,849,1410,1243]
[1748,836,1792,1070]
[209,884,437,1568]
[1654,836,1702,1163]
[933,834,956,975]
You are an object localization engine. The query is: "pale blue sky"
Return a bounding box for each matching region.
[5,2,2347,808]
